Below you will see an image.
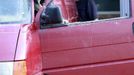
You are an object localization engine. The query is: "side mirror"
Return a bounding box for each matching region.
[40,3,66,28]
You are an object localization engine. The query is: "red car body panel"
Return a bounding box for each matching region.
[26,26,42,75]
[0,25,20,61]
[40,18,134,70]
[43,60,134,75]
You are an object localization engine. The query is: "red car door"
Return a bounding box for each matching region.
[35,0,134,75]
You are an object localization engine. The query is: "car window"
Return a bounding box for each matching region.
[0,0,31,24]
[95,0,120,19]
[40,0,131,29]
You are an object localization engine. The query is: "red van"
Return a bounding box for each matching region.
[1,0,134,75]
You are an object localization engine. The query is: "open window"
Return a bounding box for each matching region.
[74,0,130,21]
[75,0,130,21]
[39,0,131,28]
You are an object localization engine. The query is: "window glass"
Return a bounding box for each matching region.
[95,0,120,11]
[95,0,130,19]
[0,0,31,24]
[95,0,120,19]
